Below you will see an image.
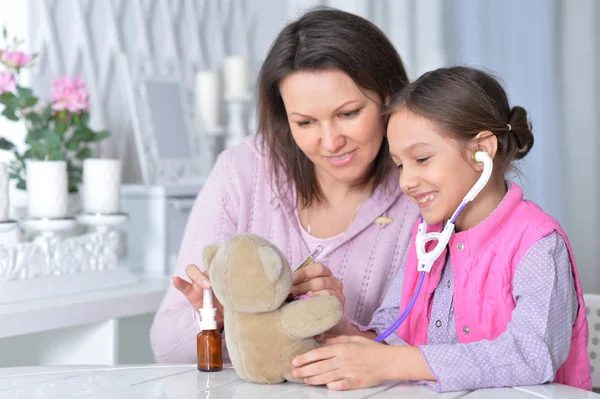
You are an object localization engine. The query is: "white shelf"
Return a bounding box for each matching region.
[0,276,169,339]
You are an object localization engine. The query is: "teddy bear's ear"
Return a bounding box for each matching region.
[257,246,283,283]
[202,243,222,271]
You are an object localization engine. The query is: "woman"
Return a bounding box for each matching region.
[150,7,419,363]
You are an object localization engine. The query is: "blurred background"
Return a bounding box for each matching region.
[0,0,598,366]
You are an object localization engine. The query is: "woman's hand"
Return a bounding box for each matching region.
[292,336,435,390]
[173,264,224,330]
[290,262,346,308]
[292,335,394,390]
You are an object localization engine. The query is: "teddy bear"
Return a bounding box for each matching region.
[203,233,343,384]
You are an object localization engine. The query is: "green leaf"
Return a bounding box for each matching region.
[12,150,23,161]
[54,119,68,138]
[76,147,93,160]
[72,126,94,142]
[16,86,37,108]
[93,130,110,142]
[0,137,15,150]
[16,86,33,98]
[65,136,80,150]
[81,127,95,141]
[42,129,61,150]
[23,96,38,108]
[30,141,46,159]
[25,112,42,124]
[79,111,90,126]
[17,93,38,109]
[1,107,19,121]
[48,150,65,161]
[41,105,53,123]
[0,91,16,105]
[16,180,26,190]
[25,128,43,144]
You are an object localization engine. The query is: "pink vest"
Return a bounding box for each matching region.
[397,182,592,390]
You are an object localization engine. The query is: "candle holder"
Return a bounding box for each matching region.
[76,212,129,234]
[0,213,137,304]
[0,220,18,234]
[0,220,19,251]
[225,93,252,149]
[20,217,78,238]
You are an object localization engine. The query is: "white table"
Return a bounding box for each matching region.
[0,364,597,398]
[0,278,169,366]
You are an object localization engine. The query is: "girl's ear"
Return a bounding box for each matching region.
[470,131,498,171]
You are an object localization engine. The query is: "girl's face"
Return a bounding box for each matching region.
[387,109,481,225]
[279,69,385,186]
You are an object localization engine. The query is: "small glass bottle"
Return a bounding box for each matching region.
[197,288,223,372]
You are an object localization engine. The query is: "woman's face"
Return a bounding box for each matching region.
[279,69,385,186]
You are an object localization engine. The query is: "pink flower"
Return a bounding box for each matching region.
[50,75,90,113]
[0,71,16,94]
[0,51,34,68]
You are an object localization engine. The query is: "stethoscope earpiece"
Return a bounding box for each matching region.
[473,150,490,163]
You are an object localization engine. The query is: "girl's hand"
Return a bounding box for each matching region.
[290,262,346,308]
[292,335,392,390]
[173,264,224,331]
[293,336,435,390]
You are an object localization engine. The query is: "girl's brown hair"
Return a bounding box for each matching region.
[385,66,534,172]
[257,7,409,206]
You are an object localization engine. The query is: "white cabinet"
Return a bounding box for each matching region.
[120,183,203,277]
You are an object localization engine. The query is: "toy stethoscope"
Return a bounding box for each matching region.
[375,150,493,342]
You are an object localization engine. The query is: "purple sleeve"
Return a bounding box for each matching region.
[420,232,577,392]
[365,242,409,346]
[150,150,239,363]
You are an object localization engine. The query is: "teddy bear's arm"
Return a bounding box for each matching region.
[279,296,343,339]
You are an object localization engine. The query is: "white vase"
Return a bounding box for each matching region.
[26,160,68,219]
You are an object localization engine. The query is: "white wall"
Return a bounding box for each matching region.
[559,0,600,293]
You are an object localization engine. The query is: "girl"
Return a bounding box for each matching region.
[292,66,592,392]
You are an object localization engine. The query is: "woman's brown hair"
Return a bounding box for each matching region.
[257,7,409,206]
[385,66,534,173]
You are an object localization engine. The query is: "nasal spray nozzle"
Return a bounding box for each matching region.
[199,288,217,331]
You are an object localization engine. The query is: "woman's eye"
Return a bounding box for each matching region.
[340,109,360,118]
[416,157,430,164]
[296,120,312,127]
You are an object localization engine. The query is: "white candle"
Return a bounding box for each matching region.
[224,55,249,97]
[195,70,221,129]
[0,162,8,222]
[26,160,68,219]
[82,159,122,214]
